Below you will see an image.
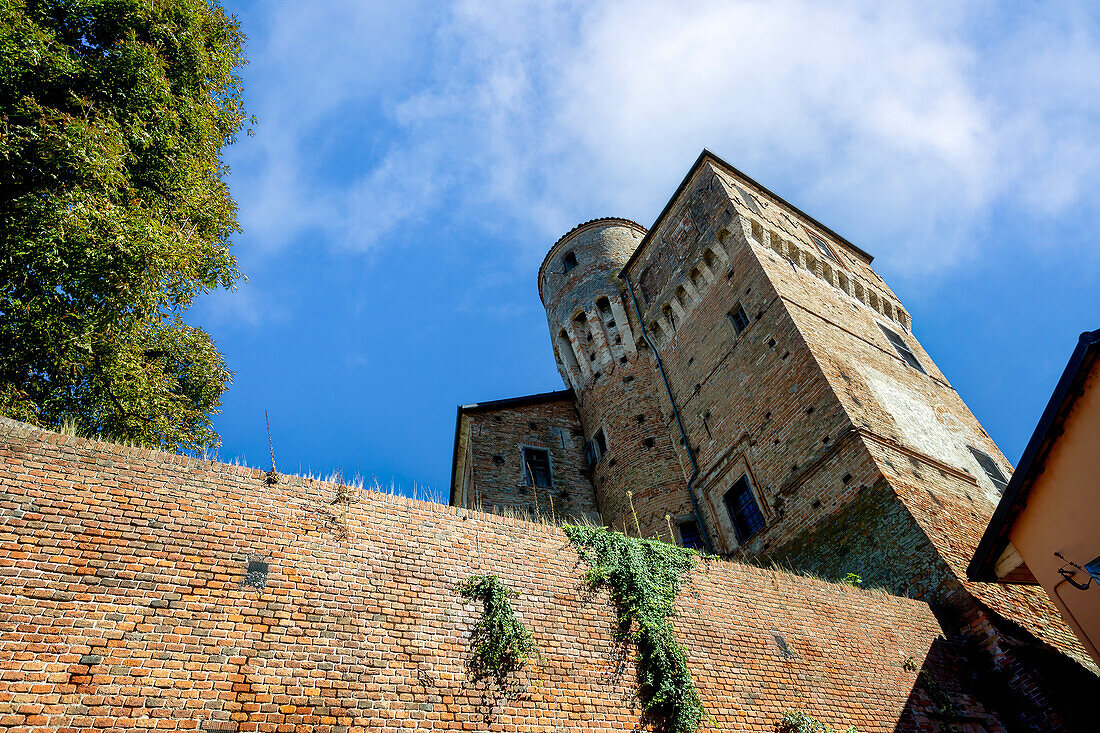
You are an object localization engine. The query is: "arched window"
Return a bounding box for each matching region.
[557,329,581,380]
[563,251,578,273]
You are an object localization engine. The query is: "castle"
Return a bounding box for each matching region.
[1,150,1098,732]
[451,150,1098,727]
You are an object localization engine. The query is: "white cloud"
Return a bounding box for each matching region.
[195,280,285,329]
[230,0,1100,275]
[227,0,431,255]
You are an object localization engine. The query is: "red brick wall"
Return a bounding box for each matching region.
[0,419,1003,732]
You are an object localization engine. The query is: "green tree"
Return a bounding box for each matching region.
[0,0,247,452]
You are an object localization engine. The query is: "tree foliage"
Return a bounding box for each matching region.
[0,0,247,451]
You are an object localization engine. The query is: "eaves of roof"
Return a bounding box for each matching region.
[968,329,1100,581]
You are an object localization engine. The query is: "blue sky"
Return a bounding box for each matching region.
[193,1,1100,498]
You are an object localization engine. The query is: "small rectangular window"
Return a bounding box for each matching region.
[584,428,607,469]
[724,475,765,543]
[968,446,1009,493]
[727,305,750,339]
[808,232,838,262]
[522,447,551,487]
[879,324,925,373]
[563,251,578,273]
[677,518,706,551]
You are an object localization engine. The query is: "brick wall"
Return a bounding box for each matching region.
[620,162,884,559]
[539,221,693,541]
[0,419,1006,732]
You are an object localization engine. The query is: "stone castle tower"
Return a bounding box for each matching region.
[537,219,700,547]
[451,150,1097,728]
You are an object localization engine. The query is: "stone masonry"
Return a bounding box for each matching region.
[449,391,598,523]
[451,150,1099,729]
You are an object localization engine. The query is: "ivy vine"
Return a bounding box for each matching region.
[456,574,539,685]
[563,524,708,733]
[917,669,961,732]
[779,711,857,733]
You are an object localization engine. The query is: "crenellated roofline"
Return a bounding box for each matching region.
[619,149,874,279]
[537,217,648,302]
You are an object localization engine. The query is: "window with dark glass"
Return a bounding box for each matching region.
[677,518,705,551]
[878,324,925,373]
[727,304,750,339]
[584,428,607,469]
[522,447,551,487]
[724,475,765,543]
[808,232,838,262]
[968,446,1009,493]
[563,251,578,273]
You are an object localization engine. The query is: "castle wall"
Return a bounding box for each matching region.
[577,356,690,539]
[743,196,1099,673]
[453,395,598,523]
[622,162,881,557]
[447,149,1096,728]
[0,420,1005,732]
[721,161,1100,726]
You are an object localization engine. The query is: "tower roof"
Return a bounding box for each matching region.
[537,217,648,302]
[551,216,648,248]
[618,149,874,278]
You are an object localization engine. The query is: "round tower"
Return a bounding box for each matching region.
[539,218,646,392]
[539,219,694,539]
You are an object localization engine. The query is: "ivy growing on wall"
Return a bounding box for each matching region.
[456,574,539,685]
[917,670,961,732]
[563,525,708,733]
[779,711,857,733]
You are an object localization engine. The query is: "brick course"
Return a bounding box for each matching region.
[0,419,1003,732]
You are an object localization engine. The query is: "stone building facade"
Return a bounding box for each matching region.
[451,150,1099,728]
